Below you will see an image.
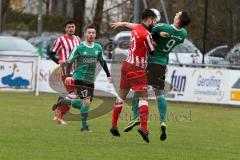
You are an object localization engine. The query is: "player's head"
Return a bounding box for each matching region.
[64,20,76,36]
[174,11,191,28]
[84,25,96,43]
[141,9,158,29]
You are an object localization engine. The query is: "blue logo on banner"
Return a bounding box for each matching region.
[194,74,223,97]
[170,70,187,96]
[1,64,30,88]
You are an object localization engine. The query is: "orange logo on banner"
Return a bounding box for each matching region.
[231,90,240,101]
[231,78,240,101]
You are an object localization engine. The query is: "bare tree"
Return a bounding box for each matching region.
[44,0,50,15]
[230,0,240,44]
[50,0,58,15]
[92,0,105,36]
[1,0,11,32]
[62,0,67,16]
[73,0,86,36]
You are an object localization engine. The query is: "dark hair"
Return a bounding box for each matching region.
[64,20,76,27]
[179,11,191,27]
[141,9,157,20]
[84,24,96,31]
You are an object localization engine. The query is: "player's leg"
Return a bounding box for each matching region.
[147,63,167,141]
[53,77,83,110]
[123,93,140,132]
[132,93,139,120]
[136,91,150,143]
[110,62,130,137]
[154,88,167,141]
[110,88,129,137]
[61,76,76,114]
[53,96,68,124]
[128,68,150,142]
[52,76,74,124]
[74,81,95,131]
[80,97,91,131]
[53,99,70,124]
[53,97,82,110]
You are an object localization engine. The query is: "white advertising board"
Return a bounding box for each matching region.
[38,60,58,93]
[1,57,238,106]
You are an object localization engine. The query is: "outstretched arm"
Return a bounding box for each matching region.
[111,22,137,30]
[49,51,59,64]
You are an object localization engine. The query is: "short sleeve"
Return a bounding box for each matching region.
[51,37,62,53]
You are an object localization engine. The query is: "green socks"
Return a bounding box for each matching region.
[132,93,139,120]
[60,98,83,110]
[157,95,167,123]
[81,105,89,128]
[131,92,167,123]
[61,97,89,128]
[71,99,83,110]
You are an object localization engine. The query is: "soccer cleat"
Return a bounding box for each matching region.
[52,96,64,111]
[138,128,149,143]
[80,126,91,132]
[54,117,67,125]
[123,118,140,132]
[60,119,67,125]
[110,127,120,137]
[160,125,167,141]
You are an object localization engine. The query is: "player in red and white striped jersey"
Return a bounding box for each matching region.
[126,25,154,68]
[49,20,81,125]
[110,9,157,143]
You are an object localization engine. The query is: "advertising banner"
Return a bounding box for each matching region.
[165,66,192,101]
[165,66,230,105]
[189,68,229,104]
[0,59,36,91]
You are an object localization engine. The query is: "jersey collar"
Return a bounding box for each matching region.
[171,24,181,31]
[83,41,95,48]
[64,34,73,40]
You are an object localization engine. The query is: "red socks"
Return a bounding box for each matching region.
[55,105,70,118]
[139,100,149,132]
[111,101,123,127]
[111,98,149,132]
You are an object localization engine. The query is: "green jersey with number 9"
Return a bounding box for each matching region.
[148,23,187,65]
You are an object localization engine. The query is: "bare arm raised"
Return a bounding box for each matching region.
[111,22,137,30]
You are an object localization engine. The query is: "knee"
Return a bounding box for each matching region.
[155,89,165,97]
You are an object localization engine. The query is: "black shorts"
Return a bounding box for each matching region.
[74,80,94,99]
[146,63,167,89]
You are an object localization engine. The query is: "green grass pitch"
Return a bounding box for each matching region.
[0,92,239,160]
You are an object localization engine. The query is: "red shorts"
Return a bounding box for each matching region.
[120,61,148,91]
[61,75,75,93]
